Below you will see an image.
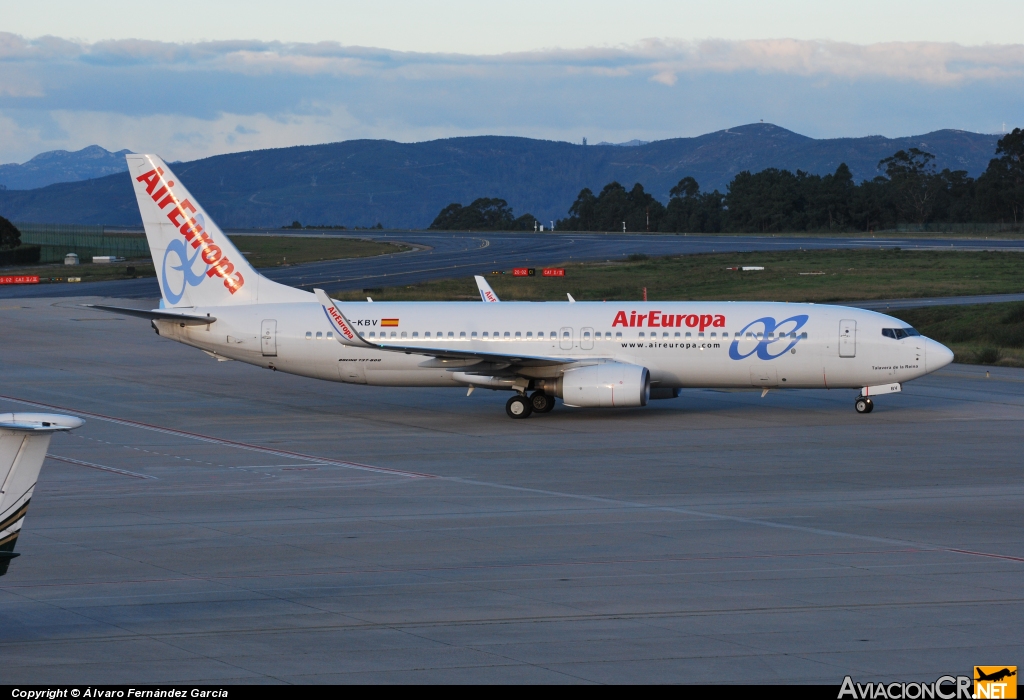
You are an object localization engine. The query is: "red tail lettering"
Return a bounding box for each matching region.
[135,168,165,194]
[167,200,197,228]
[648,310,660,327]
[699,314,713,331]
[200,245,223,265]
[207,260,234,279]
[223,271,244,294]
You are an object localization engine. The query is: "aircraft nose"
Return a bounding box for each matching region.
[926,338,954,372]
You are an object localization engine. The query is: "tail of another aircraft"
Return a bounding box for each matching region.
[0,413,84,576]
[127,154,309,308]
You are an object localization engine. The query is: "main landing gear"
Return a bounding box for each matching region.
[506,391,556,419]
[855,397,874,414]
[506,394,532,419]
[530,391,555,413]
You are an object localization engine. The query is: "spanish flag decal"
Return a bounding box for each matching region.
[381,319,399,327]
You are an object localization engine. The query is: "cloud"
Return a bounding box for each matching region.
[5,32,1024,83]
[0,32,1022,164]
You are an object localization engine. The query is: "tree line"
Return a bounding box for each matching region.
[429,129,1024,232]
[429,198,538,231]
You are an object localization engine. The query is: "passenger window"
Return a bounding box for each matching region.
[639,332,645,338]
[448,332,454,338]
[412,332,418,338]
[606,332,612,339]
[686,332,692,338]
[471,332,478,338]
[481,332,487,338]
[526,332,533,338]
[504,332,510,338]
[425,332,430,338]
[316,331,323,339]
[801,332,807,339]
[391,332,397,338]
[515,332,521,338]
[460,332,466,338]
[746,332,753,338]
[401,332,407,338]
[710,332,716,338]
[722,332,729,338]
[327,332,334,339]
[305,331,312,339]
[674,332,680,337]
[698,332,704,338]
[561,331,569,338]
[616,332,622,338]
[583,331,591,339]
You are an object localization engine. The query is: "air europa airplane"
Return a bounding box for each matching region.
[93,154,954,419]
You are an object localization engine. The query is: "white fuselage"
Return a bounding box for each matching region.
[154,298,950,391]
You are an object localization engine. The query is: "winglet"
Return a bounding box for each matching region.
[475,275,500,302]
[567,293,576,303]
[314,288,376,349]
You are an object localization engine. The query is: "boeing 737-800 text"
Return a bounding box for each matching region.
[91,155,954,418]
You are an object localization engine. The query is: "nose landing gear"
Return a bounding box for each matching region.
[855,397,874,414]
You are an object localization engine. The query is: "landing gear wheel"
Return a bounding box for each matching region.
[855,397,874,414]
[506,394,533,419]
[530,391,555,413]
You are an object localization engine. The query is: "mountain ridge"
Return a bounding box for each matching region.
[0,124,1001,228]
[0,145,133,190]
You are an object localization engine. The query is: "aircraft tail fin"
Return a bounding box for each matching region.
[474,275,500,302]
[0,414,84,576]
[126,154,308,308]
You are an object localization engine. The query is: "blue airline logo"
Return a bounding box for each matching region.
[162,237,209,304]
[728,315,809,361]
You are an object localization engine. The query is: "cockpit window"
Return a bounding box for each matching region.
[882,327,921,340]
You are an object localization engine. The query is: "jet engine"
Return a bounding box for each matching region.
[554,363,650,408]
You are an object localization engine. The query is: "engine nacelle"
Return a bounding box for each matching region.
[557,363,650,408]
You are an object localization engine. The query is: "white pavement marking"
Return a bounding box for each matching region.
[0,394,433,479]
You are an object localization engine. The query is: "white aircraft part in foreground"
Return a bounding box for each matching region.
[92,154,954,418]
[0,413,84,576]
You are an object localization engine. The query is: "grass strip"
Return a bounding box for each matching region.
[0,235,406,283]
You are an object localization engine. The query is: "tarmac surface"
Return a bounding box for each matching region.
[0,297,1021,683]
[3,230,1023,300]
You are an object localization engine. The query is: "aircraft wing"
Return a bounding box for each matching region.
[474,275,500,302]
[84,304,216,325]
[314,288,573,368]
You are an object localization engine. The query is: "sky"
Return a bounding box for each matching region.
[1,0,1022,164]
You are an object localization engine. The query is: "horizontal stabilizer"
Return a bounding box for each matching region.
[1,413,84,577]
[84,304,216,325]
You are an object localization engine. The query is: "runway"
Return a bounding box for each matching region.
[0,298,1021,683]
[3,230,1023,301]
